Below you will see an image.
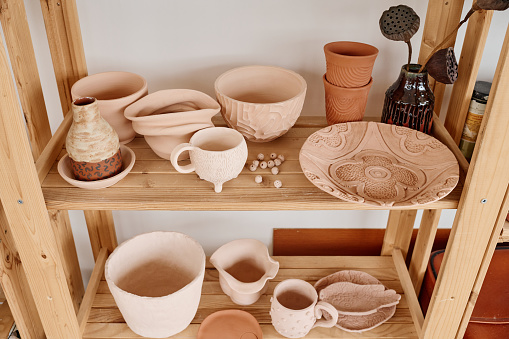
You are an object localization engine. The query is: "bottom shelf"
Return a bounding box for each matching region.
[82,253,421,339]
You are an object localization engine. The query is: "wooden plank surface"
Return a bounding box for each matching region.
[382,211,418,259]
[84,256,417,339]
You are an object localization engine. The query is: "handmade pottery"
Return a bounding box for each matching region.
[324,41,378,88]
[381,64,435,134]
[319,282,401,316]
[270,279,339,338]
[170,127,248,193]
[210,239,279,305]
[314,270,382,294]
[58,145,135,189]
[71,71,148,143]
[124,89,220,159]
[105,231,205,338]
[323,75,373,125]
[197,310,263,339]
[66,97,122,181]
[215,65,307,142]
[299,122,459,207]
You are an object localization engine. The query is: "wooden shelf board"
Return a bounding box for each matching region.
[0,301,14,339]
[499,220,509,243]
[83,255,418,339]
[42,117,463,211]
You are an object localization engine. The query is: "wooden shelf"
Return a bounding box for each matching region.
[41,116,464,211]
[499,221,509,243]
[81,252,421,339]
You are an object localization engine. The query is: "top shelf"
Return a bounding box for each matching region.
[41,116,464,211]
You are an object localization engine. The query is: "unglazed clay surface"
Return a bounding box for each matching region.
[299,122,459,207]
[197,310,263,339]
[319,282,401,315]
[314,270,381,294]
[210,239,279,305]
[215,65,306,142]
[335,305,397,333]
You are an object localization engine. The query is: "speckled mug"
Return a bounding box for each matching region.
[270,279,338,338]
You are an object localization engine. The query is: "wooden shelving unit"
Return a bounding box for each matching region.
[0,1,507,339]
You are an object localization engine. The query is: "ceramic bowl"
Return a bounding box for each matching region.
[197,310,263,339]
[71,71,148,144]
[57,145,135,189]
[124,89,220,160]
[215,65,307,142]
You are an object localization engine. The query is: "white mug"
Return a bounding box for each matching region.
[271,279,339,338]
[170,127,248,193]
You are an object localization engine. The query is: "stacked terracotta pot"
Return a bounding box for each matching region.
[323,41,378,125]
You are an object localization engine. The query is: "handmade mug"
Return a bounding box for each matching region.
[170,127,248,193]
[270,279,339,338]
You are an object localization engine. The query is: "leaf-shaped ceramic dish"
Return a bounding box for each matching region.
[314,270,381,294]
[319,282,401,316]
[336,305,397,333]
[299,122,459,207]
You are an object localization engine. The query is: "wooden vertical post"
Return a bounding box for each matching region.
[422,25,509,339]
[0,32,80,338]
[382,210,417,259]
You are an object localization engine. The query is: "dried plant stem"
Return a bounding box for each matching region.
[406,41,412,71]
[419,6,479,73]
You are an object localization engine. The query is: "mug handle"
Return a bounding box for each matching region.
[170,143,196,173]
[312,301,339,329]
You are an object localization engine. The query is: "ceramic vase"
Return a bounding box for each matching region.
[323,75,373,125]
[381,64,435,134]
[66,97,122,181]
[215,65,307,142]
[324,41,379,88]
[105,231,206,338]
[71,71,148,144]
[210,239,279,305]
[124,89,220,159]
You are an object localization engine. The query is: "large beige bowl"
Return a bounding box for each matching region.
[215,65,307,142]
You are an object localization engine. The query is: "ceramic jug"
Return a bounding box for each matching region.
[210,239,279,305]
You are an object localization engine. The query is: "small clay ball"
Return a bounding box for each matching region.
[252,160,260,167]
[274,180,282,188]
[267,160,275,168]
[255,175,263,184]
[270,153,277,159]
[257,153,265,161]
[260,161,268,169]
[277,154,285,162]
[249,164,257,172]
[274,159,282,166]
[271,167,279,175]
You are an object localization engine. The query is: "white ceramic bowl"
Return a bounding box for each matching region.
[215,65,307,142]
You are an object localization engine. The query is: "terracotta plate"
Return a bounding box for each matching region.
[197,310,263,339]
[299,122,459,207]
[58,145,135,189]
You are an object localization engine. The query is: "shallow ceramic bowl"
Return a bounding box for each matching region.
[197,310,263,339]
[124,89,221,159]
[215,65,307,142]
[58,145,135,189]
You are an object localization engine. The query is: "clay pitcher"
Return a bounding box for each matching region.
[66,97,122,181]
[210,239,279,305]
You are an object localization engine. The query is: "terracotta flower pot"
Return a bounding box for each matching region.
[215,65,307,142]
[105,231,205,338]
[323,75,373,125]
[71,71,148,144]
[124,89,220,160]
[324,41,379,88]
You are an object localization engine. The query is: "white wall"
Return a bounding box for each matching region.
[20,0,508,285]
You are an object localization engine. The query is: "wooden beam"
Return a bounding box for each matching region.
[444,9,493,144]
[422,24,509,339]
[433,112,469,176]
[382,210,417,259]
[0,32,80,337]
[84,211,117,261]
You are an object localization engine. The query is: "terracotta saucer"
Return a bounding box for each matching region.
[299,121,459,207]
[197,310,263,339]
[58,145,135,189]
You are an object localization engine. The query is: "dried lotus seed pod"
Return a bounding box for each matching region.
[255,175,263,183]
[270,153,277,159]
[249,164,257,172]
[476,0,509,10]
[379,5,420,42]
[427,47,458,84]
[274,158,282,166]
[259,161,268,169]
[274,180,282,188]
[267,160,275,168]
[271,167,279,175]
[257,153,265,161]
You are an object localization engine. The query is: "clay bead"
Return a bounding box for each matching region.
[267,160,275,168]
[260,161,268,169]
[257,153,265,161]
[249,164,258,172]
[274,180,282,188]
[277,154,285,162]
[270,153,277,159]
[274,159,282,166]
[255,175,263,183]
[271,167,279,175]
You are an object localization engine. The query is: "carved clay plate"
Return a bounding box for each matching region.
[299,122,459,207]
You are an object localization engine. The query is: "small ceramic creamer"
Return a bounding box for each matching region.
[210,239,279,305]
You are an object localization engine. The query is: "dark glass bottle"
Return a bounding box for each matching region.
[381,64,435,134]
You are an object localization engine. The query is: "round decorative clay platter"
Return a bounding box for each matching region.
[299,122,459,207]
[197,310,263,339]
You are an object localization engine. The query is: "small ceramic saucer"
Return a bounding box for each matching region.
[197,310,263,339]
[57,145,135,189]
